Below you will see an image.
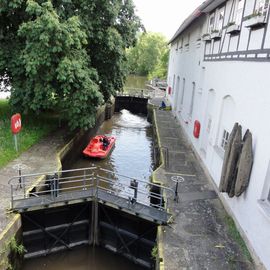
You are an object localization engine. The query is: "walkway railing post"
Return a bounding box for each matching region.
[22,176,26,198]
[83,169,86,190]
[130,179,138,204]
[10,185,13,209]
[18,166,22,189]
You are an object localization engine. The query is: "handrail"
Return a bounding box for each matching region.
[98,168,174,194]
[9,166,174,212]
[8,166,97,184]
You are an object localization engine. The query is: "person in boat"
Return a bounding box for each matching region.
[101,136,110,149]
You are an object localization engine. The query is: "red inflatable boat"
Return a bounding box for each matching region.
[83,135,116,159]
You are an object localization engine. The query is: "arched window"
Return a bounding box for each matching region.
[173,76,181,111]
[201,89,215,153]
[218,96,236,150]
[189,82,196,117]
[180,78,185,106]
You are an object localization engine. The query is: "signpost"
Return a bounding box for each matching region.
[11,113,22,152]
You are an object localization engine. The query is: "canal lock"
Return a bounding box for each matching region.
[17,100,166,270]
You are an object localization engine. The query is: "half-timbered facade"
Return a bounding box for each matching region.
[167,0,270,268]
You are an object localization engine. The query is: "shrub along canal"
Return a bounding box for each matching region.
[22,109,155,270]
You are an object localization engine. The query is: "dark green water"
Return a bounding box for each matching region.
[125,75,148,89]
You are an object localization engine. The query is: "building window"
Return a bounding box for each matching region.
[185,34,190,51]
[221,129,230,149]
[178,38,183,52]
[189,82,195,117]
[208,13,215,33]
[216,7,225,31]
[255,0,269,16]
[234,0,244,25]
[180,78,185,106]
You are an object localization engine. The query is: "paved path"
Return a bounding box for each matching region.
[0,129,68,234]
[150,93,254,269]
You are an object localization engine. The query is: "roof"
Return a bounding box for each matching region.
[169,0,227,44]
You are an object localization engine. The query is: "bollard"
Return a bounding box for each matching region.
[130,179,138,204]
[171,175,184,203]
[174,181,179,203]
[18,166,22,189]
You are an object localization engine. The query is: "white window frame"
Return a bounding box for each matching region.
[221,129,230,150]
[255,0,269,16]
[234,0,245,25]
[208,13,216,33]
[216,7,225,31]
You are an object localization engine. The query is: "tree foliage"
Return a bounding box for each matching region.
[0,0,141,129]
[126,32,169,79]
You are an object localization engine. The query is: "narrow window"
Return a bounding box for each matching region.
[189,82,195,117]
[187,33,190,45]
[216,7,225,31]
[180,78,185,106]
[180,38,183,49]
[256,0,269,16]
[208,13,215,33]
[235,0,244,25]
[221,129,230,149]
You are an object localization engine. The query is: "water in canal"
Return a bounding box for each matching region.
[124,75,148,89]
[22,109,154,270]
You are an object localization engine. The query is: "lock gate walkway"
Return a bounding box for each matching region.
[8,167,173,225]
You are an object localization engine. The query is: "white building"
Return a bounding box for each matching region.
[167,0,270,268]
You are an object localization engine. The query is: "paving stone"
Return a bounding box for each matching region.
[0,129,69,234]
[154,106,254,270]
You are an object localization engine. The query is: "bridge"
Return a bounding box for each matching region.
[9,166,172,224]
[9,167,172,264]
[115,87,165,114]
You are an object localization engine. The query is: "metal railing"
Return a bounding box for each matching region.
[117,88,155,98]
[8,166,174,212]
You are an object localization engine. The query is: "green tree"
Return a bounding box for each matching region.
[149,48,169,80]
[0,0,141,130]
[126,32,169,79]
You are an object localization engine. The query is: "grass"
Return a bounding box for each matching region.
[0,99,58,168]
[224,215,253,263]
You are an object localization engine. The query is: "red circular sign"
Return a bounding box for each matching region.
[11,113,22,134]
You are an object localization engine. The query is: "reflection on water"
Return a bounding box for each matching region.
[68,109,153,204]
[22,110,153,270]
[70,109,153,181]
[124,75,148,89]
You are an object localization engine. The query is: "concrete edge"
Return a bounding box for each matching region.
[151,108,166,270]
[0,214,21,268]
[178,119,266,270]
[0,214,21,243]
